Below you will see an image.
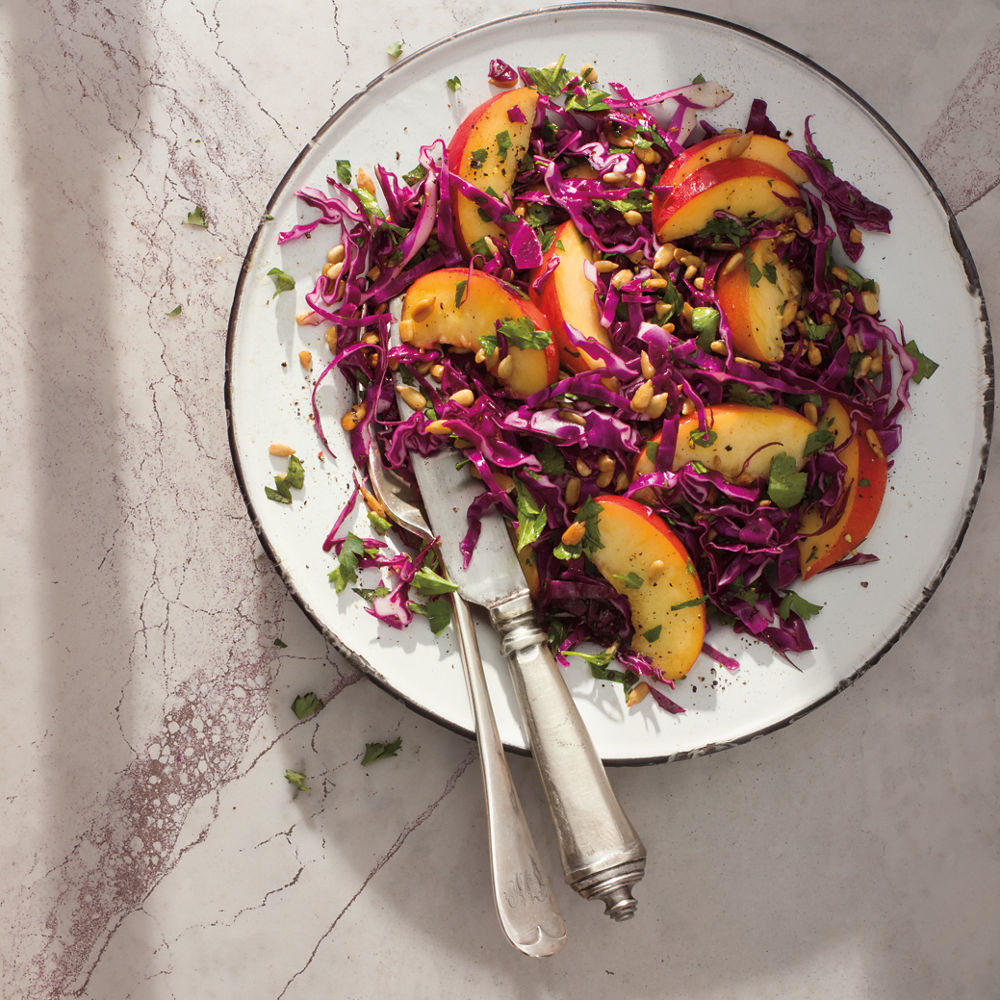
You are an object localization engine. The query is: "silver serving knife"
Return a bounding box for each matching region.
[391,325,646,920]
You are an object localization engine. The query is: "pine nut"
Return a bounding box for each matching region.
[564,476,582,506]
[630,379,654,412]
[831,266,850,283]
[341,402,365,431]
[496,355,514,380]
[709,340,727,356]
[781,297,798,327]
[425,419,452,436]
[561,520,586,546]
[870,352,884,375]
[652,244,674,270]
[794,211,813,235]
[625,682,650,708]
[296,310,318,326]
[640,351,656,379]
[601,170,627,185]
[860,290,880,315]
[298,350,312,370]
[595,468,614,488]
[646,392,668,420]
[848,227,863,244]
[596,454,615,473]
[623,209,644,227]
[634,145,661,165]
[857,354,873,377]
[648,559,666,581]
[268,443,295,457]
[595,259,618,273]
[654,301,673,320]
[325,327,338,352]
[558,409,587,427]
[802,401,819,425]
[430,363,445,380]
[325,260,344,283]
[449,388,475,406]
[575,457,592,477]
[807,344,823,366]
[396,384,427,411]
[327,243,346,265]
[611,268,634,289]
[643,276,668,290]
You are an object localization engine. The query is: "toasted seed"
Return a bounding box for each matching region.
[595,468,614,488]
[684,263,698,282]
[870,351,884,375]
[857,354,873,377]
[396,384,427,411]
[794,211,813,235]
[474,348,487,364]
[496,355,514,381]
[296,310,317,326]
[709,340,727,356]
[634,145,661,165]
[846,333,861,354]
[654,301,673,320]
[630,379,654,412]
[625,682,650,708]
[848,227,863,244]
[681,397,696,416]
[648,559,666,581]
[596,454,616,473]
[734,355,761,369]
[613,470,630,492]
[693,276,705,291]
[408,295,436,323]
[802,401,819,425]
[831,266,850,283]
[268,443,295,457]
[580,64,598,83]
[828,296,842,316]
[325,260,345,284]
[631,163,647,187]
[362,332,380,345]
[611,268,634,289]
[327,243,346,265]
[561,520,587,547]
[494,471,515,492]
[429,363,445,380]
[640,350,656,380]
[652,244,675,270]
[298,350,312,370]
[643,276,668,290]
[646,392,668,420]
[425,419,452,436]
[558,409,587,427]
[341,402,365,431]
[721,251,745,277]
[449,388,475,407]
[575,457,592,477]
[623,209,644,227]
[860,290,880,315]
[356,167,376,195]
[325,327,339,352]
[807,344,823,366]
[564,476,582,506]
[595,259,619,273]
[727,131,753,157]
[601,170,627,185]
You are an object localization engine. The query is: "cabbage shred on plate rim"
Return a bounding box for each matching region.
[276,56,933,715]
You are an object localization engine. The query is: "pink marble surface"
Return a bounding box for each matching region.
[1,2,998,998]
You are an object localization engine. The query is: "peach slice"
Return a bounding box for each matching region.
[447,86,539,258]
[589,495,706,681]
[717,238,803,363]
[652,158,801,243]
[398,267,558,398]
[797,400,888,579]
[529,220,612,372]
[658,132,810,190]
[634,403,817,483]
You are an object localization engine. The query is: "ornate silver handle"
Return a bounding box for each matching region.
[488,592,646,920]
[451,591,567,956]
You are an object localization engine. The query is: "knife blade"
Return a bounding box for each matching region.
[390,320,646,920]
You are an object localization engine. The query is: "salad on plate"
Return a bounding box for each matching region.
[275,56,935,714]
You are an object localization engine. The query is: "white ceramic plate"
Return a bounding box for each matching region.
[226,4,992,763]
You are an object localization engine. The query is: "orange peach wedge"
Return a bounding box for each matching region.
[589,495,706,681]
[398,267,558,398]
[716,238,803,364]
[447,86,539,258]
[529,219,613,372]
[797,399,888,579]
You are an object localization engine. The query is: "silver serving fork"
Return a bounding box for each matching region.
[362,429,567,958]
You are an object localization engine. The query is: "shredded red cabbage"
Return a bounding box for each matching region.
[281,58,925,714]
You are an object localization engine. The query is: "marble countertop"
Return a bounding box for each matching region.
[3,1,998,997]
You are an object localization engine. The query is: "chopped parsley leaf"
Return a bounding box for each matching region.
[183,205,208,227]
[767,452,807,509]
[905,341,939,383]
[284,769,310,791]
[361,737,402,765]
[292,692,324,720]
[267,267,295,297]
